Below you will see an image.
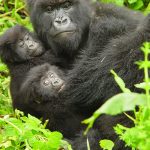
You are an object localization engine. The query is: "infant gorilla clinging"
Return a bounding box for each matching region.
[0,25,81,138]
[0,25,65,107]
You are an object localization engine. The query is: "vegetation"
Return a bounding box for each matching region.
[0,1,71,149]
[83,42,150,150]
[0,110,69,150]
[99,0,150,14]
[0,0,150,150]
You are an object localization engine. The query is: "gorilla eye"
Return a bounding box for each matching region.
[24,34,30,41]
[47,72,54,78]
[18,40,24,47]
[43,79,50,86]
[62,1,72,9]
[46,6,53,13]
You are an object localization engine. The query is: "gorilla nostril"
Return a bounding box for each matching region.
[62,18,68,24]
[55,20,62,25]
[52,78,61,86]
[29,44,34,49]
[54,16,70,27]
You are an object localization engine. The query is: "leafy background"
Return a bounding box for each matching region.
[0,0,150,150]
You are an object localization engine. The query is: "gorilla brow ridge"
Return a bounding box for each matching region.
[37,0,74,6]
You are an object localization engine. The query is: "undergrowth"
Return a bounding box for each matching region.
[83,42,150,150]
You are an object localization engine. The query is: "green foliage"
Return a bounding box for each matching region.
[0,110,71,150]
[83,93,147,134]
[0,75,12,115]
[99,139,114,150]
[99,0,150,14]
[0,0,32,35]
[0,61,12,115]
[115,108,150,150]
[83,42,150,150]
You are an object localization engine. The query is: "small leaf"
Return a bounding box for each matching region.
[100,139,114,150]
[111,70,131,93]
[135,82,150,90]
[130,0,144,10]
[128,0,137,4]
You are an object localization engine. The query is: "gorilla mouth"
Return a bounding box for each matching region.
[58,84,65,93]
[54,30,76,38]
[30,46,44,57]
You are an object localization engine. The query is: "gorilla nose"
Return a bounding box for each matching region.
[29,44,34,49]
[27,41,37,50]
[54,16,70,28]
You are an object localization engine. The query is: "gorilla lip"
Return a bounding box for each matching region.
[30,46,43,56]
[58,84,65,93]
[54,30,75,37]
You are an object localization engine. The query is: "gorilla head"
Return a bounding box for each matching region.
[0,25,44,63]
[26,0,92,56]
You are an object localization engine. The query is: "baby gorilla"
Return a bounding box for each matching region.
[0,25,64,107]
[0,25,44,63]
[20,63,80,138]
[22,63,65,104]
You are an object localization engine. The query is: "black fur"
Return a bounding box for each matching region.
[0,25,67,118]
[7,0,150,149]
[0,25,81,138]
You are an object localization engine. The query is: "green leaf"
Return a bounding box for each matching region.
[115,0,124,6]
[48,132,63,148]
[0,64,8,71]
[135,82,150,90]
[130,0,144,10]
[100,139,114,150]
[111,70,131,93]
[83,93,147,134]
[101,0,124,6]
[128,0,137,4]
[144,3,150,15]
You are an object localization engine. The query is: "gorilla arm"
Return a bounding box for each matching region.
[60,15,150,112]
[56,13,150,150]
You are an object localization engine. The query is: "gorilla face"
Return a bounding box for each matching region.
[16,32,44,60]
[41,70,65,93]
[0,25,45,63]
[28,0,91,55]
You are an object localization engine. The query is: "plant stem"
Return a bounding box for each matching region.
[0,118,22,134]
[144,46,150,108]
[15,0,17,11]
[0,12,12,17]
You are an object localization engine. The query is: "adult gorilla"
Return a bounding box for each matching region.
[11,0,150,149]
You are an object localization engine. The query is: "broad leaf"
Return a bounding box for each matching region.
[83,93,147,134]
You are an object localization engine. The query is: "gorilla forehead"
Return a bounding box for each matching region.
[0,25,27,44]
[36,0,77,5]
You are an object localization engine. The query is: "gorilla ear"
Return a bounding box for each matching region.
[26,0,36,11]
[0,38,13,63]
